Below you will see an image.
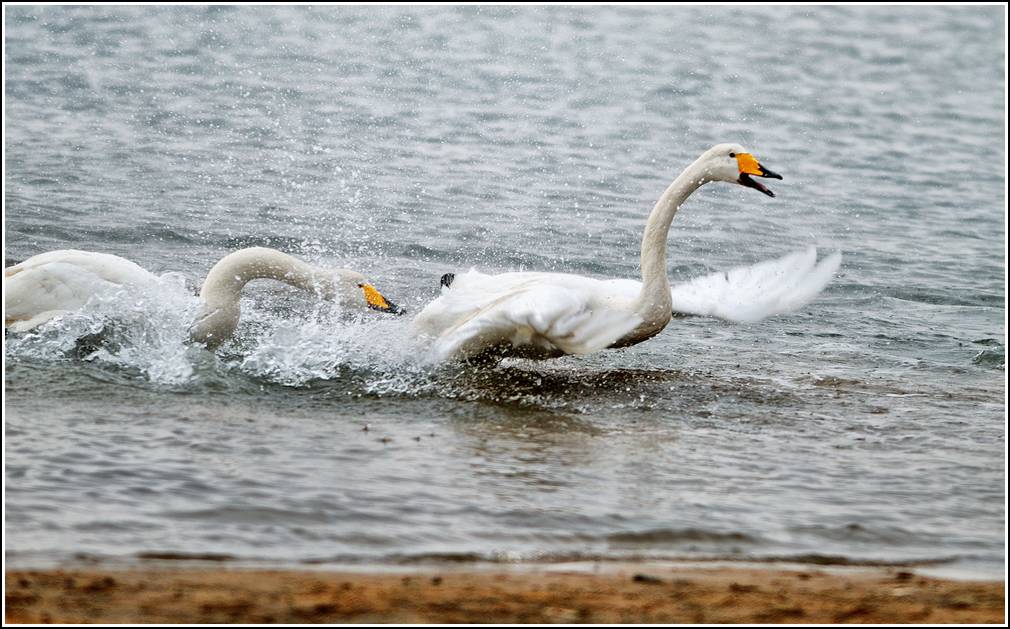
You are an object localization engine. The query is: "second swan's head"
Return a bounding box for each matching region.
[698,143,783,197]
[332,270,407,316]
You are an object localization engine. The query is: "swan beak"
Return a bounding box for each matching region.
[737,153,782,197]
[361,283,406,315]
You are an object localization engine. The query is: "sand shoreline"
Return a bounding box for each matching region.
[5,563,1005,624]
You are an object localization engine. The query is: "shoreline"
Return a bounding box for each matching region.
[6,563,1005,624]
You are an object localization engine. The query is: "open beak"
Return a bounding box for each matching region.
[736,152,782,197]
[360,283,406,315]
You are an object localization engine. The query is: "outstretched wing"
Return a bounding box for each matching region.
[668,247,842,323]
[413,271,642,363]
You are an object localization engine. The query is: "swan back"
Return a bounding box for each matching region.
[410,269,642,362]
[4,250,156,331]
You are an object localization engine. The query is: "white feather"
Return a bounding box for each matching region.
[4,249,395,347]
[411,270,643,363]
[4,250,156,330]
[667,247,842,323]
[408,140,843,364]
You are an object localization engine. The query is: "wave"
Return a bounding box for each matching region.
[8,548,960,571]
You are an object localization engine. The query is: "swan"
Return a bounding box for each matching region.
[4,247,404,348]
[410,143,841,363]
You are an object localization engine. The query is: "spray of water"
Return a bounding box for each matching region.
[5,268,679,413]
[224,297,427,389]
[5,272,203,385]
[4,270,445,392]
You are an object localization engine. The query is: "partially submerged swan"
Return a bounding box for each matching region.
[4,247,403,348]
[411,143,841,363]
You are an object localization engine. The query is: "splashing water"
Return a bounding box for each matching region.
[4,4,1003,578]
[227,300,428,389]
[5,273,202,385]
[6,273,442,392]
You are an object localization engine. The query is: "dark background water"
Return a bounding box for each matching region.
[4,6,1005,576]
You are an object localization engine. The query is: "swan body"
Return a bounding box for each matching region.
[411,270,645,362]
[4,247,402,348]
[414,248,840,363]
[4,250,155,332]
[411,143,840,363]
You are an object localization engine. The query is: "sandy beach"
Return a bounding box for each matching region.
[5,564,1005,624]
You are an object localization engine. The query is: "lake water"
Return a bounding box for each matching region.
[4,5,1006,577]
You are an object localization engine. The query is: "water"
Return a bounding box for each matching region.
[4,6,1005,577]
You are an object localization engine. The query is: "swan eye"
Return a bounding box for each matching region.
[356,283,364,288]
[729,152,736,158]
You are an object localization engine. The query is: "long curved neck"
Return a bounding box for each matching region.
[191,247,333,347]
[634,158,708,328]
[199,247,331,305]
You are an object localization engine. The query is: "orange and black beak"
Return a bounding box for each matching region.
[359,283,406,315]
[736,153,782,197]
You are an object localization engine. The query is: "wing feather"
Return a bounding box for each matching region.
[413,271,641,363]
[669,247,842,323]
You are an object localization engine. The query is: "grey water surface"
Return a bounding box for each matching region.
[4,6,1005,576]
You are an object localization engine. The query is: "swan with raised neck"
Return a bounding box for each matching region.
[627,142,781,343]
[409,142,785,362]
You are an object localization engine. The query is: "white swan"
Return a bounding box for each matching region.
[410,143,841,363]
[4,247,403,348]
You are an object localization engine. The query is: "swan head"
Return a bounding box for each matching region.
[698,143,783,197]
[333,269,406,316]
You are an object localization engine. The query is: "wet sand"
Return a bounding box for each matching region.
[5,564,1005,624]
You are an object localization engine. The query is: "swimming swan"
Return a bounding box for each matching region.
[4,247,403,348]
[410,143,841,363]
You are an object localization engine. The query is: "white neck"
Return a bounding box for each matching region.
[632,157,708,334]
[191,247,334,347]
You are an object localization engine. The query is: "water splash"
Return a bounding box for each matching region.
[5,272,201,385]
[225,300,425,388]
[5,276,438,391]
